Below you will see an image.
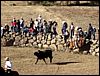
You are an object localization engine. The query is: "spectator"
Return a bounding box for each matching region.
[42,19,47,35]
[37,15,42,23]
[73,31,78,49]
[69,22,75,39]
[23,25,29,36]
[87,23,93,39]
[52,21,58,38]
[20,17,24,34]
[48,19,53,34]
[11,18,17,33]
[84,31,88,39]
[13,17,16,22]
[98,28,99,40]
[62,21,68,35]
[37,20,43,34]
[63,29,69,43]
[34,19,39,32]
[3,24,9,34]
[92,27,96,40]
[20,17,24,28]
[4,57,12,74]
[16,19,21,33]
[30,18,34,29]
[29,27,34,36]
[1,25,4,37]
[78,28,84,38]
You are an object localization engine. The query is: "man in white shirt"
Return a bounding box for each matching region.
[70,22,75,39]
[1,26,4,37]
[5,57,12,73]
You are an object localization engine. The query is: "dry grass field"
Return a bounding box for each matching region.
[1,47,99,75]
[1,1,99,75]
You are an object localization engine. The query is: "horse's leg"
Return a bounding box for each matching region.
[35,58,39,64]
[43,58,47,64]
[50,57,53,63]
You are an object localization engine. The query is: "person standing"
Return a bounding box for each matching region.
[87,23,93,39]
[52,21,58,38]
[92,27,96,40]
[4,57,12,74]
[69,22,75,39]
[1,25,4,37]
[61,21,68,35]
[20,17,24,35]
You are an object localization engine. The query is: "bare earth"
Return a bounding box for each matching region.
[1,47,99,75]
[1,4,99,75]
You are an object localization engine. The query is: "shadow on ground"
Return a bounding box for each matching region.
[52,61,80,65]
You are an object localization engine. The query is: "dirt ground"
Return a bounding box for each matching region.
[1,47,99,75]
[1,2,99,75]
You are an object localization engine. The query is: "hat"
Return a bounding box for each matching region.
[5,57,9,61]
[5,24,7,26]
[49,19,52,21]
[39,14,41,17]
[62,21,66,24]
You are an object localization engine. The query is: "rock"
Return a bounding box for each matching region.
[43,44,49,49]
[26,33,30,37]
[41,40,46,45]
[96,53,99,56]
[89,49,94,54]
[51,38,56,44]
[37,40,41,44]
[20,44,26,47]
[15,36,21,41]
[83,51,88,55]
[48,34,51,41]
[92,40,97,45]
[28,43,33,47]
[49,44,57,51]
[95,48,99,53]
[73,48,79,54]
[1,38,7,46]
[29,39,34,43]
[38,43,43,48]
[60,40,65,45]
[57,44,64,51]
[92,51,96,56]
[6,38,15,46]
[56,41,60,45]
[42,35,45,40]
[12,33,16,38]
[33,36,36,41]
[92,45,97,49]
[33,42,37,46]
[37,34,42,41]
[47,40,51,45]
[25,44,29,47]
[58,38,62,42]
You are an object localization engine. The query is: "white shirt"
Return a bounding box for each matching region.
[5,61,12,69]
[1,27,3,30]
[38,16,42,22]
[70,25,74,30]
[34,21,38,29]
[20,19,24,24]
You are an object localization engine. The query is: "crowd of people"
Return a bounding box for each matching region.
[1,15,99,44]
[1,15,99,75]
